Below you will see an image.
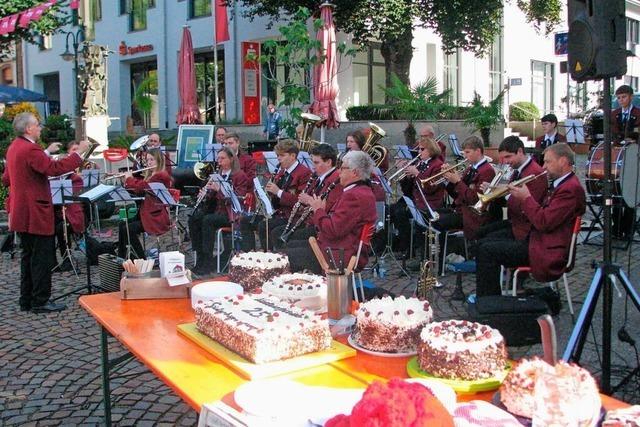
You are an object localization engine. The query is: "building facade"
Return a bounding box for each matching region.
[18,1,640,133]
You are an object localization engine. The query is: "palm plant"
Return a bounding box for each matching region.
[464,91,505,146]
[380,73,452,121]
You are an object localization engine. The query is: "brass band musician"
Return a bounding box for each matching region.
[189,147,250,276]
[222,132,256,182]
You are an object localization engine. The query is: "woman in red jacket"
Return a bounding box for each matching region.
[117,149,171,259]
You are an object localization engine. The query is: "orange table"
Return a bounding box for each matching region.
[80,293,628,426]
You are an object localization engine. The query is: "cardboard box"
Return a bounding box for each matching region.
[120,270,192,300]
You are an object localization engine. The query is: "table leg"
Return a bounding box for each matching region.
[100,326,113,426]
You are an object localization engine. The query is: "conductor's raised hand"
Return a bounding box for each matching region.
[46,142,62,154]
[76,139,90,155]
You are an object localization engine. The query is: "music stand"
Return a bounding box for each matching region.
[108,187,142,260]
[564,119,585,144]
[297,151,313,170]
[262,151,279,174]
[199,143,220,163]
[449,134,464,159]
[252,177,275,250]
[50,179,79,276]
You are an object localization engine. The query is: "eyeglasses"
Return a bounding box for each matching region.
[340,166,352,171]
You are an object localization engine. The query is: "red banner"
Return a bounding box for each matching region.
[241,42,261,125]
[213,0,229,44]
[0,1,57,33]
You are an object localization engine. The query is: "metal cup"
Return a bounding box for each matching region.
[326,272,352,321]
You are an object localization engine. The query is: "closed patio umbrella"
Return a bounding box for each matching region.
[176,26,201,124]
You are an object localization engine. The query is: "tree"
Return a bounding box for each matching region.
[235,0,561,89]
[0,1,70,57]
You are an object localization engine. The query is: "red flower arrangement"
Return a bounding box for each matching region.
[325,378,454,427]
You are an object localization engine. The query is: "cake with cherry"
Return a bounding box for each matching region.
[228,251,290,293]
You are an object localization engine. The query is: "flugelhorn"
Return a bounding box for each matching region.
[419,160,468,186]
[81,142,100,169]
[476,171,548,207]
[297,113,322,153]
[470,166,511,215]
[362,122,388,167]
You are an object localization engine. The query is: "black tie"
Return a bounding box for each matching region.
[511,169,521,181]
[543,138,551,148]
[464,168,477,185]
[623,112,629,123]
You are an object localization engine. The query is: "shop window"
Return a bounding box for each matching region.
[443,49,460,105]
[130,61,159,129]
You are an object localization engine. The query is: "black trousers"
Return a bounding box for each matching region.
[272,223,317,250]
[432,208,464,272]
[19,232,56,308]
[54,217,75,259]
[475,229,528,297]
[189,210,231,269]
[118,220,145,260]
[391,198,419,252]
[282,239,322,274]
[239,215,287,252]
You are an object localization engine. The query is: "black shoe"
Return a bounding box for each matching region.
[31,301,66,313]
[192,264,213,277]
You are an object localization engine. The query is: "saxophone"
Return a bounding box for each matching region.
[280,180,337,243]
[416,219,439,298]
[281,173,317,238]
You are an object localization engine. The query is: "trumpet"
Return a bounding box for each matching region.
[419,160,468,186]
[103,166,155,181]
[386,155,421,182]
[475,171,548,208]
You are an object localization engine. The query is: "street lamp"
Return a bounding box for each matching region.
[60,28,85,118]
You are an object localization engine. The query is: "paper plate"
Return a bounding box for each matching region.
[190,281,243,309]
[406,356,511,393]
[347,334,417,358]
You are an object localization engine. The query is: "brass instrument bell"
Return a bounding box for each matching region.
[362,122,388,167]
[298,113,322,153]
[193,161,215,181]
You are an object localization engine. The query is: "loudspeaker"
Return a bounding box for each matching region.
[568,0,627,82]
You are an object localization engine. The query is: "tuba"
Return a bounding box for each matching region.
[297,113,322,153]
[362,122,388,167]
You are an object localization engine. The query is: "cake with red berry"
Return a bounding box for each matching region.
[228,251,290,293]
[352,296,433,353]
[261,273,326,302]
[194,294,331,364]
[417,320,507,380]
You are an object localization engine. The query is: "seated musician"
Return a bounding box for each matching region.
[432,136,496,256]
[284,151,378,274]
[222,132,256,181]
[117,149,172,260]
[475,143,586,297]
[147,133,173,176]
[215,126,227,144]
[611,84,640,144]
[391,136,445,253]
[239,139,312,251]
[189,147,250,276]
[272,143,341,248]
[53,140,87,271]
[534,114,566,165]
[345,130,385,201]
[418,125,446,161]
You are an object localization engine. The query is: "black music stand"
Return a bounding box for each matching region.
[252,177,275,250]
[51,179,79,276]
[199,144,220,163]
[108,187,143,260]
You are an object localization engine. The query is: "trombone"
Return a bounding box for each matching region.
[419,160,467,186]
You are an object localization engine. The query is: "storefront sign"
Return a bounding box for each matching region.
[119,41,154,56]
[242,42,261,125]
[510,78,522,86]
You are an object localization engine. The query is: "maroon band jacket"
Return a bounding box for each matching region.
[238,152,257,182]
[213,170,251,221]
[124,170,172,236]
[610,105,640,143]
[522,172,586,282]
[450,161,496,240]
[54,173,86,235]
[3,136,83,235]
[274,162,313,219]
[312,182,377,272]
[507,159,547,241]
[405,156,445,210]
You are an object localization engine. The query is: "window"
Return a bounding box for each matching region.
[130,61,159,129]
[489,33,503,100]
[195,51,226,123]
[443,50,460,105]
[129,0,149,31]
[189,0,211,19]
[352,43,386,106]
[80,0,102,40]
[38,34,53,51]
[625,75,639,91]
[627,18,639,45]
[531,60,554,114]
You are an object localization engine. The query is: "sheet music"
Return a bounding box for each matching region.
[50,180,73,205]
[108,186,135,202]
[79,183,117,202]
[253,177,275,217]
[262,151,279,174]
[148,182,177,206]
[374,167,393,195]
[200,143,218,162]
[449,135,463,157]
[298,151,313,170]
[403,196,427,228]
[564,119,585,144]
[81,169,101,187]
[394,145,413,159]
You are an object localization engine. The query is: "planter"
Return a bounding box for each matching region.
[484,147,500,163]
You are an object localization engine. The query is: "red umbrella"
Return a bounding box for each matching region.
[310,2,339,134]
[177,26,201,124]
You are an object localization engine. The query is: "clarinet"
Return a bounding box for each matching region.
[281,173,317,238]
[280,181,337,243]
[192,163,221,212]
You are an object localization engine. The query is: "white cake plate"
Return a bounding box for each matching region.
[347,334,417,358]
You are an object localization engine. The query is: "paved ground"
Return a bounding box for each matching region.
[1,153,639,425]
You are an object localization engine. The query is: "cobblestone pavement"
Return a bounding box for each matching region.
[1,153,639,425]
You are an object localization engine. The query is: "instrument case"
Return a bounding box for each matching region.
[467,295,550,347]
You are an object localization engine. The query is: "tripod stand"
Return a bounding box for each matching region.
[563,79,640,394]
[52,202,79,277]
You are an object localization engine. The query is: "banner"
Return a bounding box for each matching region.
[0,0,59,34]
[242,42,261,125]
[213,0,229,43]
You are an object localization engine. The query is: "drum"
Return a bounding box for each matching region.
[585,141,625,195]
[621,143,640,207]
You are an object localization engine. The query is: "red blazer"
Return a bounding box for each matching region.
[274,162,313,219]
[370,173,386,202]
[610,105,640,143]
[534,132,567,150]
[55,173,86,234]
[523,173,586,282]
[450,161,495,240]
[125,170,172,236]
[310,168,342,221]
[407,156,445,210]
[3,136,82,235]
[312,182,377,271]
[238,152,257,182]
[508,159,547,241]
[213,170,251,220]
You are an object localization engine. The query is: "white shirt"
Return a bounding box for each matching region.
[317,167,336,186]
[553,172,572,189]
[343,183,357,192]
[277,161,300,199]
[544,132,557,143]
[472,158,487,170]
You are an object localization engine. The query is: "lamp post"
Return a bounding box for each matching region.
[60,28,85,120]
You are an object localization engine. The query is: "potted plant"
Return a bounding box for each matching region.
[131,75,156,134]
[464,91,505,148]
